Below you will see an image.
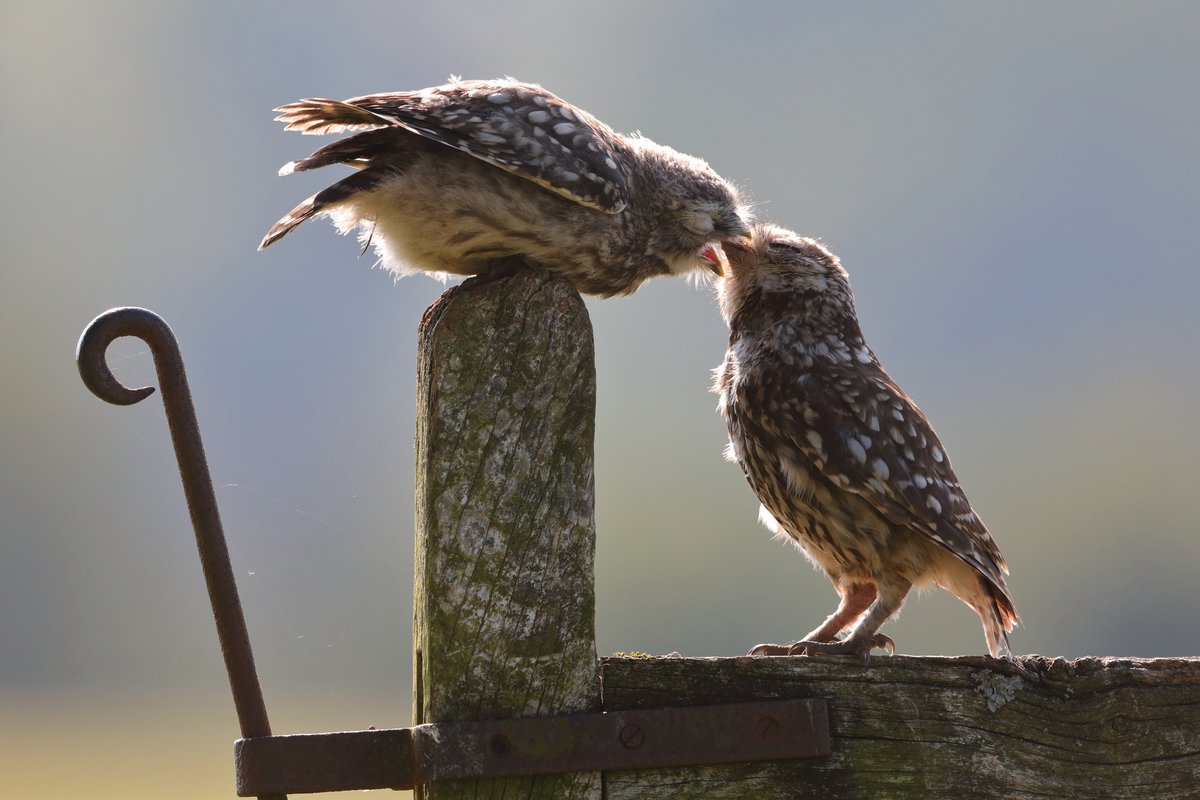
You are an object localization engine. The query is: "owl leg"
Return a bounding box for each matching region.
[789,576,912,660]
[753,577,910,660]
[749,581,876,656]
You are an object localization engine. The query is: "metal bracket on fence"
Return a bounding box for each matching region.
[236,698,830,795]
[77,307,832,799]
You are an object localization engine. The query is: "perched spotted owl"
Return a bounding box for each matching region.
[260,77,751,297]
[714,224,1018,659]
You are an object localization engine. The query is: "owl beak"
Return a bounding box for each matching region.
[719,234,756,273]
[721,213,754,244]
[699,243,727,276]
[721,234,753,255]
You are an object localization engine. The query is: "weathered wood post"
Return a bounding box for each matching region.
[601,654,1200,799]
[413,266,601,800]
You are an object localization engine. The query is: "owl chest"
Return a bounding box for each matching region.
[748,441,885,575]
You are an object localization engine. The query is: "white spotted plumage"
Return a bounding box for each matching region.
[261,77,751,297]
[309,83,630,213]
[714,223,1018,659]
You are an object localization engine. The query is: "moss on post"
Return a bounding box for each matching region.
[600,654,1200,799]
[413,266,600,800]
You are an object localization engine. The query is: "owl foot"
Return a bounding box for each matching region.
[749,632,895,662]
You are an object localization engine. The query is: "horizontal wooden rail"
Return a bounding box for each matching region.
[599,654,1200,799]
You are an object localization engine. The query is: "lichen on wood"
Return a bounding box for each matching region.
[413,265,600,799]
[600,654,1200,799]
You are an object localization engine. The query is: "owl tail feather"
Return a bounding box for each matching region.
[273,98,392,135]
[981,580,1020,659]
[278,129,401,176]
[259,168,386,250]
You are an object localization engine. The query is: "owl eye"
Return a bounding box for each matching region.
[682,210,716,237]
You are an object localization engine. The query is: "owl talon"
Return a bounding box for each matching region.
[804,633,896,659]
[750,633,895,660]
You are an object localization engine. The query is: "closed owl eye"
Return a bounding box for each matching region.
[767,241,805,258]
[682,210,716,237]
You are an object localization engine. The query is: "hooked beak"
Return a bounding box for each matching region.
[720,231,754,255]
[722,213,754,244]
[699,213,754,276]
[716,229,756,274]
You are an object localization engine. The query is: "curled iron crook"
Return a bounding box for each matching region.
[77,307,283,799]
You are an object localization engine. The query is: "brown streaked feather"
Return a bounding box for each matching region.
[716,224,1019,657]
[743,369,1014,609]
[273,98,393,135]
[259,168,387,250]
[280,129,407,175]
[271,80,629,213]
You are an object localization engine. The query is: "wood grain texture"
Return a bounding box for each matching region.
[413,265,600,799]
[600,654,1200,799]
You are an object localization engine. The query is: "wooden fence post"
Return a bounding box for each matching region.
[413,266,601,800]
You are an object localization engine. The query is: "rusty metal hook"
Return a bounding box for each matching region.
[74,307,837,798]
[77,307,283,800]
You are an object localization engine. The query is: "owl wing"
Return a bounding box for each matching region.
[745,361,1011,598]
[273,79,629,214]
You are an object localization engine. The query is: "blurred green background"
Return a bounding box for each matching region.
[3,1,1199,797]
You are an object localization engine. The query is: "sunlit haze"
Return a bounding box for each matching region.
[3,3,1198,797]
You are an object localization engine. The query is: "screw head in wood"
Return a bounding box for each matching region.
[618,723,645,749]
[754,715,781,741]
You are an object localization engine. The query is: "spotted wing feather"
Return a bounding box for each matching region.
[275,79,629,214]
[273,98,391,135]
[279,129,403,175]
[742,360,1015,615]
[259,168,387,250]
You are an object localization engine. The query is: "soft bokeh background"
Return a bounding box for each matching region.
[3,2,1198,797]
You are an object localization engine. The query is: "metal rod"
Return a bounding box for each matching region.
[77,307,284,800]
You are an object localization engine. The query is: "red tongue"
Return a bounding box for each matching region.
[701,243,721,267]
